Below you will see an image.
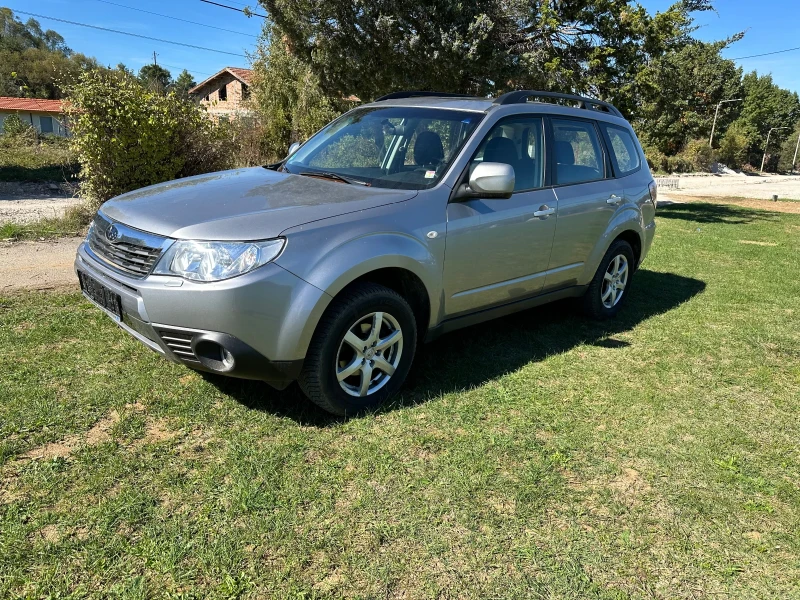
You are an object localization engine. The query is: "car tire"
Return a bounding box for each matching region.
[582,239,635,320]
[298,282,417,416]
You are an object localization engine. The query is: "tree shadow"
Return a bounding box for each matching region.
[207,270,705,426]
[0,164,79,185]
[656,202,780,224]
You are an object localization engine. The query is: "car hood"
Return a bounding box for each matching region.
[99,167,417,240]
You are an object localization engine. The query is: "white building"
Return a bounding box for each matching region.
[0,97,68,136]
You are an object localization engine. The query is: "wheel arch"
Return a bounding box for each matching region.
[613,229,643,269]
[581,209,645,285]
[285,233,441,360]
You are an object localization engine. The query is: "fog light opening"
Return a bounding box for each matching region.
[222,348,234,369]
[194,340,235,372]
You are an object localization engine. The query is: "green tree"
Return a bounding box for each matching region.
[0,8,99,99]
[172,69,197,98]
[138,63,172,93]
[249,29,347,161]
[778,123,800,173]
[258,0,717,107]
[634,40,743,154]
[115,63,134,77]
[716,122,749,169]
[730,72,800,167]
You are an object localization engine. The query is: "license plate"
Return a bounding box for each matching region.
[78,271,122,320]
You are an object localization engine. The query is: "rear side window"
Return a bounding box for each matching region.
[551,119,605,185]
[602,124,641,175]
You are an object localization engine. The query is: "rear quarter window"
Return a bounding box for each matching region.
[602,124,641,176]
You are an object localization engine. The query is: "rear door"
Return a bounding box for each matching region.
[543,117,624,291]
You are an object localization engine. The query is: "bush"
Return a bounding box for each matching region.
[65,69,234,206]
[643,146,668,173]
[2,113,37,140]
[716,124,748,170]
[679,138,714,172]
[666,155,693,173]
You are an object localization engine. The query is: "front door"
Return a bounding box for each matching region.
[443,116,557,316]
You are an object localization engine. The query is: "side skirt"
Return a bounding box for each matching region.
[424,285,587,343]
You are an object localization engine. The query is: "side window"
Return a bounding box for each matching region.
[551,119,605,185]
[469,117,545,191]
[602,124,641,175]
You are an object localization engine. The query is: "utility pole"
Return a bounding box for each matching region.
[792,130,800,176]
[709,98,742,147]
[760,127,788,174]
[153,51,158,66]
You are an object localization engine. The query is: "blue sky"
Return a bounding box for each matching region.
[7,0,263,86]
[640,0,800,93]
[6,0,799,93]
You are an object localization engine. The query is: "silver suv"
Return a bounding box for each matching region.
[75,91,657,415]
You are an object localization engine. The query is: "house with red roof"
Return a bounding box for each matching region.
[0,97,69,137]
[189,67,253,121]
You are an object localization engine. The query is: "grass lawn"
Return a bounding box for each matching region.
[1,202,799,599]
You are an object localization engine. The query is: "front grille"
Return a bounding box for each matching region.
[156,329,200,364]
[87,214,166,278]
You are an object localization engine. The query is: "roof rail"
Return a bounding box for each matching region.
[375,90,480,102]
[492,90,623,118]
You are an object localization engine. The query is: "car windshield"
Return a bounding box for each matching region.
[283,106,484,190]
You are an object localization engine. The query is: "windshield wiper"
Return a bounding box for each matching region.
[297,171,370,186]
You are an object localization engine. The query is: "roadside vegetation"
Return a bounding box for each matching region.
[0,116,78,183]
[2,203,799,598]
[0,203,93,242]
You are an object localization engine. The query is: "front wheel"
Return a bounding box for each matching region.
[298,282,417,416]
[582,239,635,320]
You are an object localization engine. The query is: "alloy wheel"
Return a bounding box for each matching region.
[335,311,404,397]
[601,254,629,308]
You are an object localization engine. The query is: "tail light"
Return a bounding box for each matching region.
[648,181,657,209]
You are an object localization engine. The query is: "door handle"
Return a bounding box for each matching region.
[607,195,623,205]
[534,205,556,218]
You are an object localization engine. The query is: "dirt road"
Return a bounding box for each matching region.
[0,237,82,293]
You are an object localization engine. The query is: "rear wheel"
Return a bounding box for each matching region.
[298,282,417,416]
[582,239,635,319]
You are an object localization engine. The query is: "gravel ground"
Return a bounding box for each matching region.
[0,237,82,293]
[0,196,84,225]
[0,182,82,225]
[664,174,800,200]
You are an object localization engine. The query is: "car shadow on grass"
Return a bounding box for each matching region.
[656,201,780,224]
[207,270,705,426]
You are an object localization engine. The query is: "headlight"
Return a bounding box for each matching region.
[153,239,285,282]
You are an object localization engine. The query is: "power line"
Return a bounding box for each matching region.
[92,0,258,38]
[730,46,800,60]
[158,63,216,77]
[13,10,249,58]
[199,0,268,19]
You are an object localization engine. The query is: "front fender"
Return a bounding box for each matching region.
[276,214,443,357]
[580,206,645,284]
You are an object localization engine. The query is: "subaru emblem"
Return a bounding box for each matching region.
[106,224,120,242]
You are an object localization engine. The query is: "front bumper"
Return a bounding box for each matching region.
[74,242,331,389]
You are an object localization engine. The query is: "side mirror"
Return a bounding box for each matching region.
[454,162,515,200]
[287,141,302,157]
